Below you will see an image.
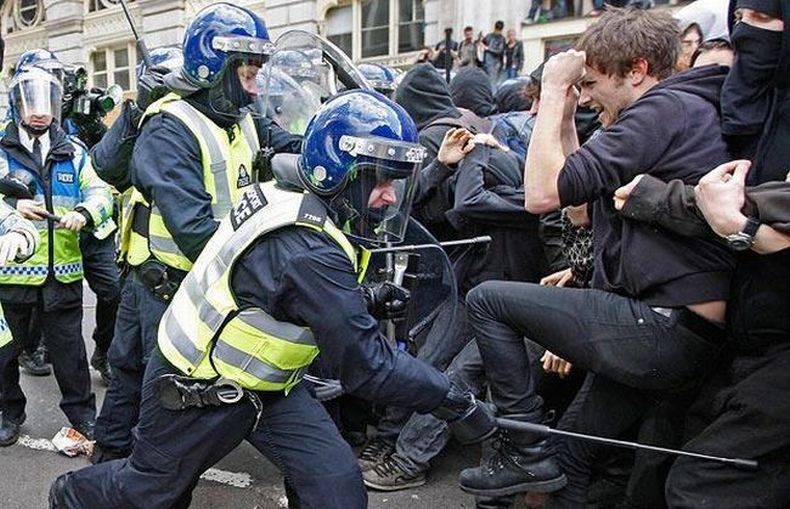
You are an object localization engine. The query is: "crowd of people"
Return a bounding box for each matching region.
[0,0,786,508]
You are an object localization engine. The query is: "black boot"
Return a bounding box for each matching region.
[0,414,25,447]
[459,415,566,497]
[90,350,113,386]
[19,347,52,376]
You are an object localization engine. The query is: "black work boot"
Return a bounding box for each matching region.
[0,414,26,447]
[459,416,566,497]
[90,350,113,386]
[19,347,52,376]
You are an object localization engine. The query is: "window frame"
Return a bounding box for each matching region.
[89,42,139,92]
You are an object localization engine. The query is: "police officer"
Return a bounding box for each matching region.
[90,3,301,463]
[0,66,113,445]
[50,89,495,509]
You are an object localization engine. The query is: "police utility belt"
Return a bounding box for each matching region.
[130,201,185,301]
[154,374,244,411]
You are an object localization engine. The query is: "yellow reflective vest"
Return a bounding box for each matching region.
[158,182,360,393]
[122,93,260,271]
[0,136,112,286]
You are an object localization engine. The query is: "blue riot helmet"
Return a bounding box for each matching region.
[9,66,63,135]
[358,63,397,97]
[137,46,184,79]
[15,49,65,86]
[299,90,427,245]
[175,2,274,118]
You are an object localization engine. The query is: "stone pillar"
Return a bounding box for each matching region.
[44,0,84,64]
[140,0,186,50]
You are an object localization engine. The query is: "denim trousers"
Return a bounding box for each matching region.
[60,349,367,509]
[466,281,724,506]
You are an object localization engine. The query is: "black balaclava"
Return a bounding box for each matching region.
[721,0,784,137]
[449,67,498,117]
[395,63,461,130]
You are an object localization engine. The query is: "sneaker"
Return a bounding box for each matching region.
[19,349,52,376]
[90,351,113,386]
[363,456,426,491]
[358,438,394,472]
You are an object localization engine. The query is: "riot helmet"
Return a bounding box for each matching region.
[177,3,274,119]
[9,66,62,135]
[358,63,398,97]
[298,90,427,246]
[137,46,184,79]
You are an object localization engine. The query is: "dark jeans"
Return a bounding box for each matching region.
[467,281,723,506]
[665,341,790,509]
[95,273,168,454]
[60,350,367,509]
[375,300,473,444]
[80,233,121,355]
[0,300,95,425]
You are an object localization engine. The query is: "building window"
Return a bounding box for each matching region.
[90,43,139,91]
[3,0,44,34]
[397,0,423,54]
[87,0,135,14]
[326,4,353,58]
[325,0,424,61]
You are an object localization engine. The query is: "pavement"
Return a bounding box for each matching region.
[0,287,481,508]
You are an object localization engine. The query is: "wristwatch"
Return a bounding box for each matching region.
[726,217,761,251]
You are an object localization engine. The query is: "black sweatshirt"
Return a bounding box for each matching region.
[557,65,736,306]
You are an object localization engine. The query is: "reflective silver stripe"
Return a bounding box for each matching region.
[166,102,232,219]
[239,116,260,152]
[213,339,292,384]
[184,275,226,331]
[236,309,315,346]
[149,234,186,260]
[51,196,80,210]
[163,311,205,365]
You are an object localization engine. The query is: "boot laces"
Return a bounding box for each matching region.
[360,438,393,462]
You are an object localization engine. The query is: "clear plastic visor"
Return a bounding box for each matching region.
[9,70,62,128]
[208,35,275,119]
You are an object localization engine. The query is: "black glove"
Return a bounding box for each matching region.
[136,66,172,111]
[362,281,411,320]
[432,380,497,444]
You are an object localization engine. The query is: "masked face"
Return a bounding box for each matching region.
[578,66,635,128]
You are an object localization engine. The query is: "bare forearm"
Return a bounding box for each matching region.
[753,225,790,254]
[525,88,567,213]
[560,114,580,156]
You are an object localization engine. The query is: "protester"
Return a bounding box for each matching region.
[481,21,506,86]
[504,30,524,79]
[458,26,479,68]
[434,28,459,70]
[449,67,498,118]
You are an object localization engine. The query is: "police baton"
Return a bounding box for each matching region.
[118,0,152,67]
[368,235,492,254]
[497,418,759,471]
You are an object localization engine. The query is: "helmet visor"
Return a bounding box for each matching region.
[9,68,62,128]
[258,30,372,134]
[208,35,275,120]
[333,136,427,245]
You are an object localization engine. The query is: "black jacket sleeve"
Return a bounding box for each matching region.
[131,113,218,262]
[233,228,450,412]
[255,116,303,154]
[90,100,142,192]
[446,145,529,228]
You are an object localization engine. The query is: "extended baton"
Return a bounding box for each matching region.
[118,0,152,67]
[369,235,492,254]
[497,418,759,471]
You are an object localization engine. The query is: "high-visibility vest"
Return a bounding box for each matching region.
[123,93,260,271]
[0,138,113,285]
[158,182,362,393]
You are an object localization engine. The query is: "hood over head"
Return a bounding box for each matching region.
[395,63,460,130]
[651,63,729,109]
[449,67,498,117]
[494,77,532,113]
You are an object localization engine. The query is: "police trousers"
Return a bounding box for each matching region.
[94,273,167,455]
[0,301,95,425]
[58,349,367,509]
[80,233,121,355]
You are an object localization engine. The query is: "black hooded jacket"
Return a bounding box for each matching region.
[395,64,463,240]
[558,65,736,305]
[449,67,498,118]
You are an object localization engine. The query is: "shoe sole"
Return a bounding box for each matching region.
[459,474,567,497]
[21,367,52,376]
[363,477,426,492]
